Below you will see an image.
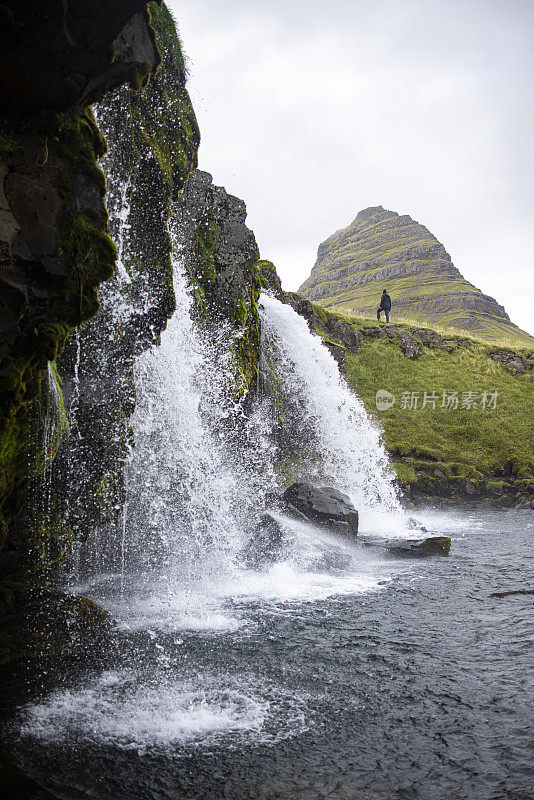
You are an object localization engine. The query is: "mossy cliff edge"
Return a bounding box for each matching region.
[51,3,200,561]
[0,0,266,671]
[0,1,199,665]
[175,169,263,397]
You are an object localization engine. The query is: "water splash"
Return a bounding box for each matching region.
[259,294,400,513]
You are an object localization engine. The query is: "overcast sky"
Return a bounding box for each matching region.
[168,0,534,335]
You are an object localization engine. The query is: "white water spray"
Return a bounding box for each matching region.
[259,294,401,515]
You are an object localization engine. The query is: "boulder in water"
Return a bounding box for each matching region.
[282,482,358,536]
[383,536,451,558]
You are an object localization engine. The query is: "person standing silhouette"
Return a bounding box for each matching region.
[377,289,391,323]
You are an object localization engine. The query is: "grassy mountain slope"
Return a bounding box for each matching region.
[299,206,534,350]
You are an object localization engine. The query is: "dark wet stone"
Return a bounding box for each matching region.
[282,482,358,536]
[323,319,362,352]
[383,536,451,558]
[324,341,346,369]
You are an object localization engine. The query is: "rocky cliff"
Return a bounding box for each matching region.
[299,206,534,348]
[0,1,201,666]
[0,0,269,670]
[0,0,164,597]
[175,169,262,396]
[51,3,200,562]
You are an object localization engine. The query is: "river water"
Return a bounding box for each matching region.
[8,506,534,800]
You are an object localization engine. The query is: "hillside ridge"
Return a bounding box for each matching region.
[299,206,534,348]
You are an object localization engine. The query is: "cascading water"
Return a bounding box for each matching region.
[259,294,400,515]
[108,234,274,631]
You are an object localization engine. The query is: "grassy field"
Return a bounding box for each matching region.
[310,305,534,495]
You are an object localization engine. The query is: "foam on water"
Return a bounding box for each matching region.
[225,563,385,604]
[18,670,310,752]
[18,672,269,750]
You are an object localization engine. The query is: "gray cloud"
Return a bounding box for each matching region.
[168,0,534,335]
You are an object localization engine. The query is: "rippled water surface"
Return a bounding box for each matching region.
[4,507,533,800]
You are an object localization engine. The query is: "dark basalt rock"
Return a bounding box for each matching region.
[362,326,387,338]
[490,350,532,376]
[325,342,346,369]
[295,298,315,319]
[385,536,451,557]
[360,536,451,558]
[0,3,198,666]
[412,328,443,347]
[325,319,362,353]
[384,325,419,358]
[258,260,284,298]
[174,169,262,395]
[284,293,362,355]
[282,482,358,536]
[0,0,160,112]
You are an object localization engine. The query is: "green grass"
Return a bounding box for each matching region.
[342,331,534,483]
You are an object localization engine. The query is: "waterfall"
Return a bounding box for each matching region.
[124,251,247,581]
[259,294,401,515]
[19,209,413,758]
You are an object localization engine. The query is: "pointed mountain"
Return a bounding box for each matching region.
[299,206,534,347]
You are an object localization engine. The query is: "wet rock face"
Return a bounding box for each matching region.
[242,512,287,568]
[282,482,359,537]
[174,169,262,394]
[284,293,362,360]
[0,0,160,112]
[324,342,346,369]
[0,1,166,582]
[299,205,534,348]
[384,536,451,558]
[51,4,200,560]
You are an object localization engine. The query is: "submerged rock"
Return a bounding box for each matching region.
[282,482,358,536]
[490,589,534,598]
[383,536,451,558]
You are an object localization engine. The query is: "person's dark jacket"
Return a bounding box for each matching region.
[380,291,391,311]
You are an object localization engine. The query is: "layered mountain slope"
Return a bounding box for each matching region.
[299,206,534,348]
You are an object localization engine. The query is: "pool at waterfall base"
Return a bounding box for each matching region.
[3,506,533,800]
